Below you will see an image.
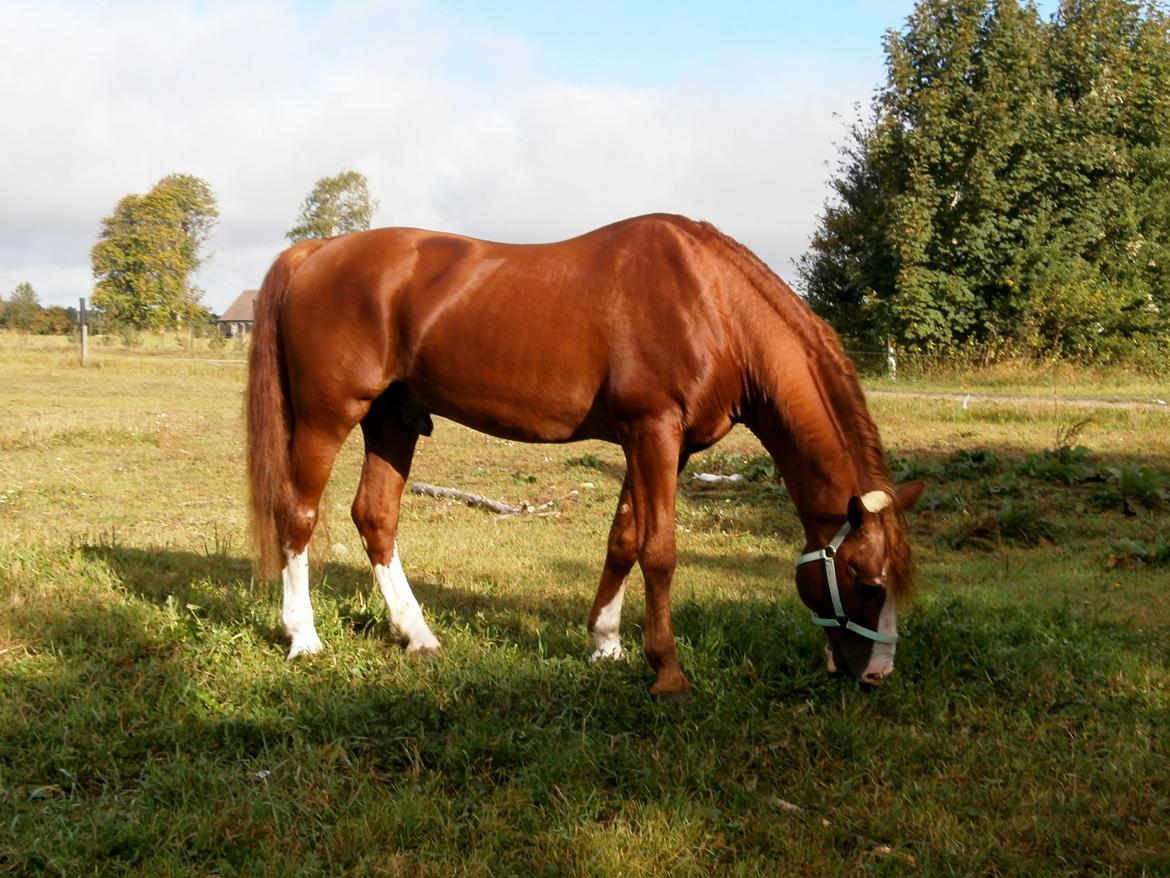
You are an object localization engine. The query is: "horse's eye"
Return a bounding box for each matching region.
[856,581,885,600]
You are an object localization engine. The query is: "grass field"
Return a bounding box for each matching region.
[1,333,1168,876]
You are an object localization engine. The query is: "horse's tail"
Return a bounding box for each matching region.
[246,240,325,577]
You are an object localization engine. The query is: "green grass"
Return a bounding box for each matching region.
[862,356,1170,402]
[1,337,1168,875]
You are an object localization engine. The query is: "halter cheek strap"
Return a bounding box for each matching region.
[795,521,898,645]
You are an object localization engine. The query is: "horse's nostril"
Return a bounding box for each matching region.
[862,668,890,686]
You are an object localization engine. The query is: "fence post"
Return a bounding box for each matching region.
[886,338,897,380]
[79,297,89,367]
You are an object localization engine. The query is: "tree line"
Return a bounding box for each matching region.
[0,282,76,334]
[2,170,377,334]
[85,169,376,329]
[800,0,1170,366]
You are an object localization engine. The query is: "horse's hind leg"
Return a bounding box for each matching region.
[587,476,636,661]
[282,421,350,659]
[351,401,440,656]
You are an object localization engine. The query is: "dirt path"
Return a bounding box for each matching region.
[867,388,1169,412]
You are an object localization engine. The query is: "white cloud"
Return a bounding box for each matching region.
[0,1,870,312]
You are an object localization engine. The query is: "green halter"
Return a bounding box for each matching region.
[795,521,898,645]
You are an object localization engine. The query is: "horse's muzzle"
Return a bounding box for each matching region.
[861,665,893,686]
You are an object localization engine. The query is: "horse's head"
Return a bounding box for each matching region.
[795,480,925,686]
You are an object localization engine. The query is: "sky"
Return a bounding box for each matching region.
[3,1,960,313]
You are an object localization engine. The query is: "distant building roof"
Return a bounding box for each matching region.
[219,289,258,323]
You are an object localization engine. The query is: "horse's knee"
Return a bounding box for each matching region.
[605,508,638,570]
[283,505,318,551]
[606,533,638,572]
[351,502,397,562]
[637,541,676,583]
[350,500,386,536]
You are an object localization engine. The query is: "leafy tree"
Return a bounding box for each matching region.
[32,306,76,335]
[6,282,41,330]
[1035,0,1170,359]
[287,170,378,242]
[801,0,1170,364]
[91,174,219,328]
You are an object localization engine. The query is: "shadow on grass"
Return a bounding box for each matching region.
[9,554,1167,776]
[79,540,795,669]
[80,543,602,659]
[74,539,1170,688]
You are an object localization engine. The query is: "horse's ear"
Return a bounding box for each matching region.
[895,480,927,512]
[849,489,898,527]
[860,490,893,513]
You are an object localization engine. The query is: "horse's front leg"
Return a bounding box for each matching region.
[588,476,636,661]
[623,419,690,696]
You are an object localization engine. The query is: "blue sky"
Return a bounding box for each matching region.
[428,1,905,87]
[0,1,1059,312]
[423,0,1062,88]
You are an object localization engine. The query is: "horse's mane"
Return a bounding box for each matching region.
[690,219,914,597]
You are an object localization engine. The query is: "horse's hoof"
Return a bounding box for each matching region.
[286,630,324,660]
[407,644,440,661]
[590,646,624,663]
[650,687,694,704]
[649,672,693,701]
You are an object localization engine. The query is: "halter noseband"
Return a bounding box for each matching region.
[795,521,898,645]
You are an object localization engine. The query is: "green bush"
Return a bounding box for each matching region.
[1109,537,1170,567]
[1017,446,1098,485]
[946,501,1058,550]
[1106,464,1168,511]
[945,449,1002,479]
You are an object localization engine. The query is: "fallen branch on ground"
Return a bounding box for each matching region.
[410,483,579,517]
[410,483,522,514]
[692,472,745,483]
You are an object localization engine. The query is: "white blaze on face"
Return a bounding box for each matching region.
[863,590,898,679]
[590,583,626,661]
[373,544,440,653]
[282,547,323,659]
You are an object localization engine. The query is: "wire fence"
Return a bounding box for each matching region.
[844,345,897,378]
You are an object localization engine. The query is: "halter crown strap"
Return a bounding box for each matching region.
[795,520,898,645]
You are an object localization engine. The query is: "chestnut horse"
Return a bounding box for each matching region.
[246,214,923,694]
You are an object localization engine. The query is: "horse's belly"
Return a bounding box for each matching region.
[418,391,612,443]
[403,365,613,444]
[399,305,615,441]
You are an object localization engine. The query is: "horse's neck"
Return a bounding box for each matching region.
[741,340,863,539]
[751,413,858,537]
[710,234,876,538]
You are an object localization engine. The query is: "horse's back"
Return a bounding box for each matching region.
[278,215,739,443]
